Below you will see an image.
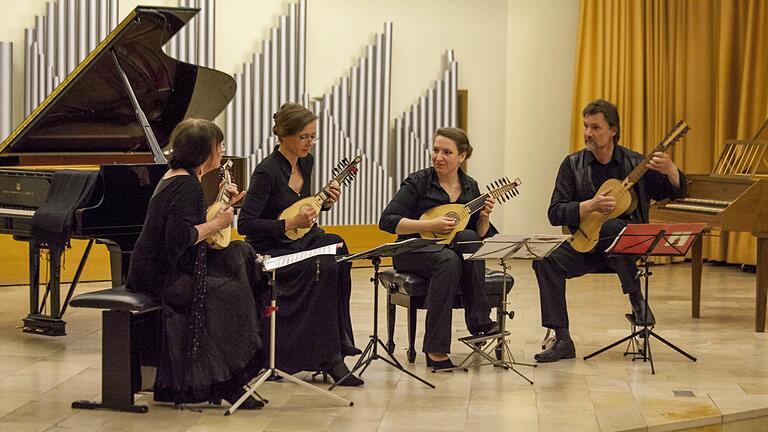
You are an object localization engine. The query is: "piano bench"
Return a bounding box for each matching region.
[379,268,514,363]
[70,287,161,414]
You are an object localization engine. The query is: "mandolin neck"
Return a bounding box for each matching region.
[465,193,490,214]
[216,173,232,206]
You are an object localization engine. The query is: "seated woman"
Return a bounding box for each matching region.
[237,102,363,387]
[127,118,265,409]
[379,127,500,371]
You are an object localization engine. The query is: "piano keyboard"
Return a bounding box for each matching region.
[676,198,732,207]
[661,197,732,214]
[0,207,35,217]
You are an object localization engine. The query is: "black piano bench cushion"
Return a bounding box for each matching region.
[70,287,159,312]
[379,268,513,297]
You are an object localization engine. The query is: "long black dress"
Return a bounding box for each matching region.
[127,174,264,404]
[238,148,354,373]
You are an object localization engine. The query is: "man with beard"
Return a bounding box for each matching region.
[532,99,687,363]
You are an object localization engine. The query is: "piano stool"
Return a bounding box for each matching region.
[379,268,513,363]
[69,287,161,413]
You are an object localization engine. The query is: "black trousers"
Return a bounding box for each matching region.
[393,230,493,354]
[532,219,640,329]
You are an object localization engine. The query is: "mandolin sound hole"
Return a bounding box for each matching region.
[445,211,461,223]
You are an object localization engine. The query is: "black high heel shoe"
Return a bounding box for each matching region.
[323,355,364,387]
[426,354,456,371]
[341,343,363,357]
[223,388,266,410]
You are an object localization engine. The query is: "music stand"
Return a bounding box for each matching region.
[445,234,570,384]
[226,244,353,415]
[328,238,440,390]
[582,223,705,374]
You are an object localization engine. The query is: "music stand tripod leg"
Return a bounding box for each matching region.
[439,257,535,383]
[330,257,434,390]
[226,269,353,416]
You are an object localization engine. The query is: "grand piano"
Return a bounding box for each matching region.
[650,136,768,332]
[0,6,236,336]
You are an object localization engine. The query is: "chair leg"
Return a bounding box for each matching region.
[407,304,417,363]
[386,290,396,353]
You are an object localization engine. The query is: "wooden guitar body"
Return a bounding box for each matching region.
[567,178,634,252]
[205,201,232,250]
[565,120,690,253]
[279,197,322,241]
[419,203,471,244]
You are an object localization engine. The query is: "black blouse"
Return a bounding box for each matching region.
[379,167,497,242]
[127,175,202,298]
[238,147,316,252]
[547,145,687,228]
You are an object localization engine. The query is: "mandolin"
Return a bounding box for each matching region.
[420,177,522,244]
[205,160,234,250]
[279,155,362,240]
[567,120,690,252]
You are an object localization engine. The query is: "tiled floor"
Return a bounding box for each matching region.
[0,260,766,431]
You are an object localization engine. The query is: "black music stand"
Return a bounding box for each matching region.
[445,234,569,383]
[583,223,705,374]
[226,244,353,415]
[328,238,440,390]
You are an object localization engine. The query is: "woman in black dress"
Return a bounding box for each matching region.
[379,127,500,371]
[127,118,265,408]
[238,102,363,386]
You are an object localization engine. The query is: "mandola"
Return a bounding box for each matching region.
[279,155,362,240]
[567,120,690,252]
[419,177,522,244]
[205,160,234,250]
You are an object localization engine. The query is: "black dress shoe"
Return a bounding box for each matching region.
[472,321,501,336]
[533,338,576,363]
[341,343,363,357]
[324,359,364,387]
[426,355,456,371]
[223,389,265,410]
[631,299,656,326]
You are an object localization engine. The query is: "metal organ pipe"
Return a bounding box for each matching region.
[392,50,458,190]
[19,0,119,117]
[226,1,308,188]
[0,43,11,141]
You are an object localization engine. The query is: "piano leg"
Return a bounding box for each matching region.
[49,246,62,318]
[756,235,767,332]
[23,242,66,336]
[29,243,40,317]
[691,234,703,319]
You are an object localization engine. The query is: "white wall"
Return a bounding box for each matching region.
[504,0,579,234]
[1,0,579,233]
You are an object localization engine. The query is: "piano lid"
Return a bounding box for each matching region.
[0,6,236,158]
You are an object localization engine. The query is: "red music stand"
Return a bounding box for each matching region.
[582,223,706,374]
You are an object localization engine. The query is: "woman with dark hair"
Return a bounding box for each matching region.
[238,102,363,387]
[379,127,500,371]
[127,118,265,409]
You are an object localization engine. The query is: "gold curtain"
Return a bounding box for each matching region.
[571,0,768,265]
